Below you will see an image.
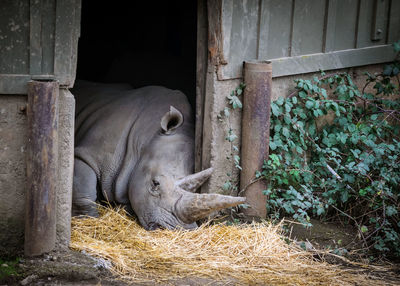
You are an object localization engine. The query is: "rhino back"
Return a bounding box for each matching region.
[73,85,193,204]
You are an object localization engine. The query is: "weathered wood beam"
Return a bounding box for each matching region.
[25,80,59,256]
[195,0,208,173]
[240,61,272,218]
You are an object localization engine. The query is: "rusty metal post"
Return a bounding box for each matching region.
[240,61,272,218]
[25,80,59,256]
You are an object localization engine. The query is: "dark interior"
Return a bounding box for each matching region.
[76,1,198,108]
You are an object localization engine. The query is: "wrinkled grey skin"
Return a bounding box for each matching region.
[72,81,245,230]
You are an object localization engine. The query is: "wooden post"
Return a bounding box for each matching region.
[240,61,272,218]
[25,80,59,256]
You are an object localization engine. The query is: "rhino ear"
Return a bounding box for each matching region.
[161,106,184,134]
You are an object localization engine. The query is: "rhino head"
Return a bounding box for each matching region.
[128,106,246,230]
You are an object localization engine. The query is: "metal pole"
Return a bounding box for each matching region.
[240,61,272,218]
[25,80,59,256]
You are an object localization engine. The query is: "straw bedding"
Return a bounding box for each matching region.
[70,206,390,285]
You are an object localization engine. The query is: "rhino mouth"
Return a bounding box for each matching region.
[147,220,197,231]
[143,206,198,231]
[147,222,163,230]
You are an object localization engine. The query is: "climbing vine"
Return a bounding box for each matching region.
[218,83,246,196]
[262,41,400,257]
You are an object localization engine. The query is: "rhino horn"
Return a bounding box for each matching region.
[176,168,214,192]
[175,192,246,224]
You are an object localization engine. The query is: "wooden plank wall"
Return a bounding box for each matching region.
[219,0,399,79]
[0,0,81,94]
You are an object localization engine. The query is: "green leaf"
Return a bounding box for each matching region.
[317,206,325,215]
[359,189,367,196]
[271,103,281,117]
[229,95,242,109]
[270,141,277,150]
[347,124,356,133]
[349,150,360,159]
[305,100,314,109]
[284,114,292,124]
[321,88,327,98]
[338,117,348,126]
[393,41,400,52]
[274,124,282,132]
[340,190,349,203]
[283,202,295,214]
[361,225,368,233]
[343,174,355,183]
[350,133,359,144]
[292,96,298,104]
[299,110,307,119]
[285,103,292,113]
[299,91,307,98]
[223,107,230,117]
[276,97,285,106]
[282,127,290,138]
[222,181,232,191]
[297,80,304,89]
[337,132,348,144]
[263,189,272,196]
[383,65,393,76]
[226,132,237,142]
[370,114,378,121]
[308,123,316,136]
[296,120,304,130]
[386,206,398,217]
[295,146,303,154]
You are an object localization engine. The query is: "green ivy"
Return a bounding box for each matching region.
[218,83,246,195]
[263,41,400,257]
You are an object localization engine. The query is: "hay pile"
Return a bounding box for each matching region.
[71,207,387,285]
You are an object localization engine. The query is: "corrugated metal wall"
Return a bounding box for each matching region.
[219,0,400,79]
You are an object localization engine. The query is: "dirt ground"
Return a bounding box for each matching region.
[286,218,358,251]
[1,249,237,286]
[1,249,238,286]
[1,219,400,286]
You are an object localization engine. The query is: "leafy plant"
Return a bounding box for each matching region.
[262,41,400,257]
[0,257,21,283]
[218,83,246,195]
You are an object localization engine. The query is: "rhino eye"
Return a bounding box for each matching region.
[152,179,160,188]
[149,179,161,196]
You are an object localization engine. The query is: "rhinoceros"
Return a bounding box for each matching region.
[72,81,245,230]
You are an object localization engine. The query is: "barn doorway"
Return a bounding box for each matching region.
[76,0,198,109]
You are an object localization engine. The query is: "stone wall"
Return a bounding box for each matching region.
[0,89,75,256]
[0,95,27,255]
[56,89,75,250]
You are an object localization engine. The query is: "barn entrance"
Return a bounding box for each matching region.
[76,0,198,109]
